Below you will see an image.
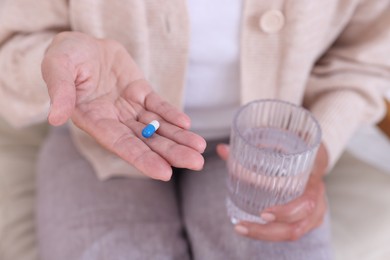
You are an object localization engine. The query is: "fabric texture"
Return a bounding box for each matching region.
[1,122,389,259]
[0,118,48,260]
[0,0,389,180]
[37,125,333,260]
[37,126,190,260]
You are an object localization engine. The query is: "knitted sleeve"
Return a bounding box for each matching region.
[0,0,70,127]
[304,0,390,170]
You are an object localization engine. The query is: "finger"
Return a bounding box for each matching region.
[124,120,205,171]
[121,80,191,130]
[261,197,316,224]
[42,54,77,126]
[134,110,206,153]
[291,195,328,239]
[235,221,299,242]
[144,91,191,129]
[262,176,325,223]
[72,111,173,181]
[216,143,230,161]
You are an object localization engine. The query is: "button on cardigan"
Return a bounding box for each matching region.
[0,0,389,179]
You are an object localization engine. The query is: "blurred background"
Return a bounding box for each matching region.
[327,94,390,260]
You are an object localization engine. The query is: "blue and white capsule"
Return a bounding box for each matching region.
[142,120,160,138]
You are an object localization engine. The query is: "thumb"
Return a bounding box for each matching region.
[216,143,230,161]
[42,55,76,126]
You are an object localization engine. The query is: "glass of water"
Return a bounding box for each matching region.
[226,99,322,224]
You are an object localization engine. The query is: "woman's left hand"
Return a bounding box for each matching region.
[217,143,329,241]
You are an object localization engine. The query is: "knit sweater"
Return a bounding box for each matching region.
[0,0,389,179]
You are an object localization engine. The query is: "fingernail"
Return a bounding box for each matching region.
[260,212,276,222]
[235,225,249,235]
[308,200,316,211]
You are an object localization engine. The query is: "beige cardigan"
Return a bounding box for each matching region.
[0,0,389,179]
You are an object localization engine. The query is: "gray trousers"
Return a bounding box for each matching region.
[36,126,333,260]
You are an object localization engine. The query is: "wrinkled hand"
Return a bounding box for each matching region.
[217,143,328,241]
[42,32,206,181]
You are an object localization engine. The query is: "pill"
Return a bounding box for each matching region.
[142,120,160,138]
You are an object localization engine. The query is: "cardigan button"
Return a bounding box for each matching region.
[259,10,285,33]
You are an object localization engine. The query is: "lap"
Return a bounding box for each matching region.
[0,118,47,260]
[37,126,189,260]
[37,127,333,260]
[179,146,333,260]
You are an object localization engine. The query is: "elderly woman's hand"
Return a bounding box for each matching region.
[217,143,329,241]
[42,32,206,181]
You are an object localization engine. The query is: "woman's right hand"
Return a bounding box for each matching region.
[42,32,206,181]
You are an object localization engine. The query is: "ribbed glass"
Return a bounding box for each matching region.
[226,100,322,224]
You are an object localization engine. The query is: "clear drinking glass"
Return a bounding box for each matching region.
[226,99,322,224]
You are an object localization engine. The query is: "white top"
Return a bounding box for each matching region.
[184,0,242,140]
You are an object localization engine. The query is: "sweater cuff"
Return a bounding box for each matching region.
[308,90,370,171]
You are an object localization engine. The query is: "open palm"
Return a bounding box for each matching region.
[42,32,206,181]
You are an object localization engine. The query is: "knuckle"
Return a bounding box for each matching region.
[287,222,306,241]
[305,199,316,214]
[287,227,301,241]
[53,31,72,42]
